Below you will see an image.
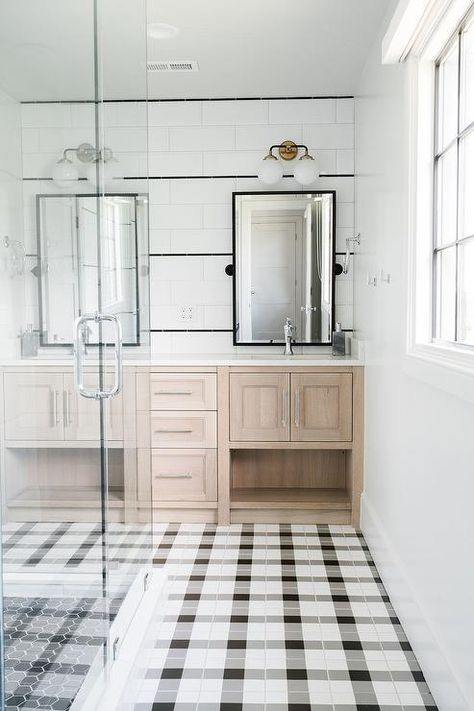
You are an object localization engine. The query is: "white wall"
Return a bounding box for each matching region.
[0,88,24,358]
[355,9,474,711]
[21,98,355,354]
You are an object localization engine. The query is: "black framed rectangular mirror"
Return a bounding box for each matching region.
[36,193,147,347]
[232,191,336,346]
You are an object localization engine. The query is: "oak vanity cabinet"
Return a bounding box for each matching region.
[3,373,65,441]
[291,373,352,441]
[229,373,290,441]
[147,371,218,517]
[3,371,123,443]
[1,368,128,525]
[223,367,363,527]
[230,372,352,442]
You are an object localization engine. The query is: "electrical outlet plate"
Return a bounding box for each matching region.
[178,306,194,321]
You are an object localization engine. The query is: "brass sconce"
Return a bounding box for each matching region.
[258,140,320,185]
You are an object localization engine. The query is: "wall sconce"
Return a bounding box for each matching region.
[52,142,120,188]
[257,140,320,186]
[342,234,361,274]
[85,147,121,188]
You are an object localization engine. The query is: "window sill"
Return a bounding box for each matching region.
[403,342,474,405]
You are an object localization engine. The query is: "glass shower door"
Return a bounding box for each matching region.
[95,0,153,687]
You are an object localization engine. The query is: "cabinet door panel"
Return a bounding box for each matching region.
[4,373,64,441]
[63,374,123,441]
[230,373,290,441]
[291,373,352,441]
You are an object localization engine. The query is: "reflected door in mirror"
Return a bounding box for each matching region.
[37,194,145,346]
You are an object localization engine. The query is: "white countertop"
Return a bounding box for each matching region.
[0,353,362,367]
[146,354,361,366]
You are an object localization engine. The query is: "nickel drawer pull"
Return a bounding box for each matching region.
[155,391,193,396]
[155,472,193,479]
[154,428,194,434]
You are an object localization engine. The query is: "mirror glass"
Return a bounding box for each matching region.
[37,194,145,346]
[233,191,335,345]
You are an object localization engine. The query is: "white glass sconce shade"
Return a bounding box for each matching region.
[52,158,79,188]
[257,155,283,185]
[293,154,319,185]
[86,157,121,188]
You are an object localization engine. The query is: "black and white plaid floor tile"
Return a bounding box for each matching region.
[133,523,438,711]
[2,522,152,574]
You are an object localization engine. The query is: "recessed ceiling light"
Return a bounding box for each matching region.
[147,23,180,40]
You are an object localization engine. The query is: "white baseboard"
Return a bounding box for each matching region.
[361,493,469,711]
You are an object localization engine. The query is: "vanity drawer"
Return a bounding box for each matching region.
[150,374,216,411]
[151,449,217,502]
[150,411,217,448]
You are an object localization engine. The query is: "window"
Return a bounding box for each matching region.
[433,12,474,347]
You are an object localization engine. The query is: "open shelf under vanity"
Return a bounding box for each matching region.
[3,447,126,522]
[229,448,354,524]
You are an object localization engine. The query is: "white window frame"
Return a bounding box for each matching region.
[384,0,474,377]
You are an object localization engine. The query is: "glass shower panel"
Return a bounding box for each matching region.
[0,0,152,709]
[0,1,110,708]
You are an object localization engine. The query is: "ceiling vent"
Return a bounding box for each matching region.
[147,60,199,73]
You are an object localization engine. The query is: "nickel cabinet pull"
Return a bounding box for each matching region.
[155,390,193,396]
[294,389,301,428]
[282,390,289,427]
[154,428,194,434]
[50,389,56,427]
[63,390,71,427]
[51,389,60,427]
[155,472,193,479]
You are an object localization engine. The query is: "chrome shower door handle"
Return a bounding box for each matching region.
[74,313,123,400]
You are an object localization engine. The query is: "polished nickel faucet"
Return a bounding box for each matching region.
[283,318,294,356]
[79,320,92,356]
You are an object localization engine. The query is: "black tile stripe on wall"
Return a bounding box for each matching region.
[21,95,354,104]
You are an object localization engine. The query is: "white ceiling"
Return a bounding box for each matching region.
[0,0,388,102]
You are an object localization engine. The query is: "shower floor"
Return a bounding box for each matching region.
[4,595,120,711]
[2,521,152,710]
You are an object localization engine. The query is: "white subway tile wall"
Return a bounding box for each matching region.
[0,89,24,358]
[20,98,355,354]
